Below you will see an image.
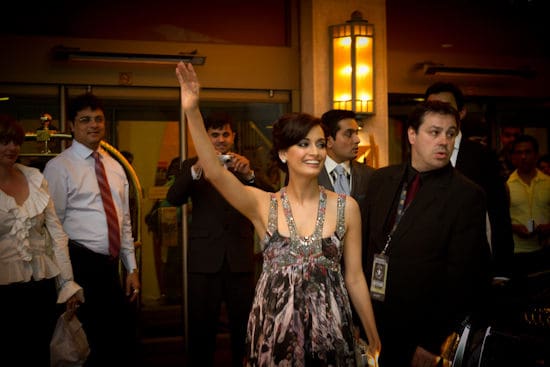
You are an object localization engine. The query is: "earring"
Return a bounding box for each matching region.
[281,158,287,164]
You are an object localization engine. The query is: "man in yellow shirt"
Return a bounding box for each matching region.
[507,134,550,277]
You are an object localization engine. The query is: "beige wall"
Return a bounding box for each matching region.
[0,35,299,92]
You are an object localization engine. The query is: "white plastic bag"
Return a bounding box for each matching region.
[50,311,90,367]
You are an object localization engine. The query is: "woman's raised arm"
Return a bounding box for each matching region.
[175,62,266,225]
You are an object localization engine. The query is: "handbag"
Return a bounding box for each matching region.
[50,311,90,367]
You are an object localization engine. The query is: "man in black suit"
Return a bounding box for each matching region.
[364,101,491,366]
[318,109,374,212]
[317,109,375,338]
[425,82,514,280]
[166,115,271,367]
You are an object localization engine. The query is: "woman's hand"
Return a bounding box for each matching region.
[367,336,381,365]
[175,61,200,112]
[65,294,81,318]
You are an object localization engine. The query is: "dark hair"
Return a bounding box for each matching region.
[321,109,356,139]
[0,114,25,145]
[424,82,465,112]
[270,112,326,172]
[538,153,550,166]
[407,101,460,133]
[511,134,539,154]
[68,93,105,121]
[204,112,234,131]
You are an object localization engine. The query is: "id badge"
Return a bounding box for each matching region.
[370,253,389,302]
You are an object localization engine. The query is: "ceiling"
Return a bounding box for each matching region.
[386,0,549,59]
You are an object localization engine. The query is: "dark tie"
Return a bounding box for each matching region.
[404,173,421,207]
[92,151,121,258]
[332,165,350,195]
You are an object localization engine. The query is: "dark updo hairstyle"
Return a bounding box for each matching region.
[0,114,25,146]
[270,112,327,172]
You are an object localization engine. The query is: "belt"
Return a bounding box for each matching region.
[68,240,118,262]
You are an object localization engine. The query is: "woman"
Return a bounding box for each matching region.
[175,62,380,366]
[0,115,83,365]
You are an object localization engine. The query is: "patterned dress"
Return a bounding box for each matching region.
[245,186,356,366]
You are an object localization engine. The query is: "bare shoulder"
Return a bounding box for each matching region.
[249,186,277,218]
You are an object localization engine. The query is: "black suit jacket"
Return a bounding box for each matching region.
[455,137,514,276]
[364,163,491,365]
[318,160,374,262]
[166,156,271,273]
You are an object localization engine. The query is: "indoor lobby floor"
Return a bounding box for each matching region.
[139,334,232,367]
[138,301,233,367]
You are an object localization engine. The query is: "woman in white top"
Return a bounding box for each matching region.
[0,115,83,365]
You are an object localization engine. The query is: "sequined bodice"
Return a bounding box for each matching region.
[261,186,346,273]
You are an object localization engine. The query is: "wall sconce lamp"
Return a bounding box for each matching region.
[329,11,375,115]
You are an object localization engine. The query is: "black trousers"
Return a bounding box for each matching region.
[187,259,255,367]
[69,241,138,367]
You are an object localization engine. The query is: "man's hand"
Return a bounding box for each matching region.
[226,153,254,180]
[126,270,141,303]
[512,223,532,238]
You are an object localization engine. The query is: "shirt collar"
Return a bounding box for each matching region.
[72,139,104,160]
[325,155,351,175]
[454,130,462,150]
[509,169,550,184]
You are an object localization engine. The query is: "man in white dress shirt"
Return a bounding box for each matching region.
[44,93,140,366]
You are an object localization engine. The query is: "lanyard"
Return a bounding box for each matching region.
[381,181,409,255]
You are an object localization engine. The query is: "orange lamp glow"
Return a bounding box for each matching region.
[329,11,374,115]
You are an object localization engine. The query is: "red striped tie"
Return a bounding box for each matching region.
[92,151,121,258]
